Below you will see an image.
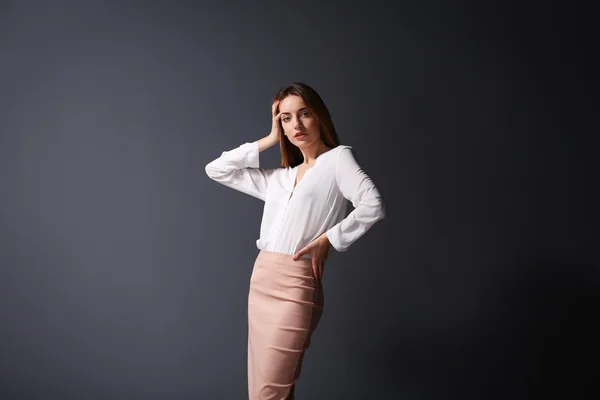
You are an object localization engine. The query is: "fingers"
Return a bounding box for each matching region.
[292,250,301,260]
[270,100,283,140]
[272,102,282,122]
[312,260,325,284]
[318,262,324,284]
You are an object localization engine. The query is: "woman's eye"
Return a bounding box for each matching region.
[282,117,290,122]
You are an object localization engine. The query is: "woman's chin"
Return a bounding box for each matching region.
[293,138,315,148]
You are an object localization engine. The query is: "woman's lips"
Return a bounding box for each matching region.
[294,132,307,139]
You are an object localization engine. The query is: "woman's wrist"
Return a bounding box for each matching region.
[256,135,279,152]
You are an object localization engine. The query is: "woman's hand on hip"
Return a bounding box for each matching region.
[293,233,331,284]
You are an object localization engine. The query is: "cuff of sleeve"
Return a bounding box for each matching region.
[326,225,346,252]
[245,142,260,168]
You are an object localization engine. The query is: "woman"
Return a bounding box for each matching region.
[205,82,386,399]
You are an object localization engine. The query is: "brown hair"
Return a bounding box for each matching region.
[273,82,340,167]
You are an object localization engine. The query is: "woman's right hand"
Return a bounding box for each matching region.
[257,100,283,152]
[268,100,282,144]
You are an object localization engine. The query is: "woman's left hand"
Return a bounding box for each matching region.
[293,233,331,284]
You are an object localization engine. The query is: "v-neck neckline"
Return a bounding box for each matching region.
[288,147,335,200]
[292,163,312,190]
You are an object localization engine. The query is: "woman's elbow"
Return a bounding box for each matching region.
[205,163,214,179]
[205,163,223,180]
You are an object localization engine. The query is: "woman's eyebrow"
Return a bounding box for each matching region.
[280,107,308,115]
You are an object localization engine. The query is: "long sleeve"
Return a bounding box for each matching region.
[205,141,275,201]
[326,147,386,251]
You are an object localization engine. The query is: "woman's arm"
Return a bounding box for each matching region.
[325,147,386,251]
[205,135,279,201]
[256,134,279,152]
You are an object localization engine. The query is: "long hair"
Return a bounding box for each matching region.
[273,82,340,168]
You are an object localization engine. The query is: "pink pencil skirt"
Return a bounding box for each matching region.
[247,249,324,400]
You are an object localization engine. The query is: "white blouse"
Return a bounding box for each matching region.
[205,141,386,259]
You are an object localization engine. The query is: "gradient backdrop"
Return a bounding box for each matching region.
[0,1,595,399]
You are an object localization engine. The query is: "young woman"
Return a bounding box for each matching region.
[205,82,386,399]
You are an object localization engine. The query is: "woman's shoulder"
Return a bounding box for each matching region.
[334,144,353,150]
[320,145,352,165]
[332,144,354,157]
[331,144,353,156]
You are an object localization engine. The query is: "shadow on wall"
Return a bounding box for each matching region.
[362,257,599,400]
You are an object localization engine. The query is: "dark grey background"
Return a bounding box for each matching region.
[1,1,596,399]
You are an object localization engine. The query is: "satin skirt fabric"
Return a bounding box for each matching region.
[247,249,324,400]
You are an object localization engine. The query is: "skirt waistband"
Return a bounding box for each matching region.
[256,249,312,267]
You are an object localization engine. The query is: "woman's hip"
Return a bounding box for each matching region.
[249,249,323,308]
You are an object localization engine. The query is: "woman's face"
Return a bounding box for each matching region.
[278,95,321,148]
